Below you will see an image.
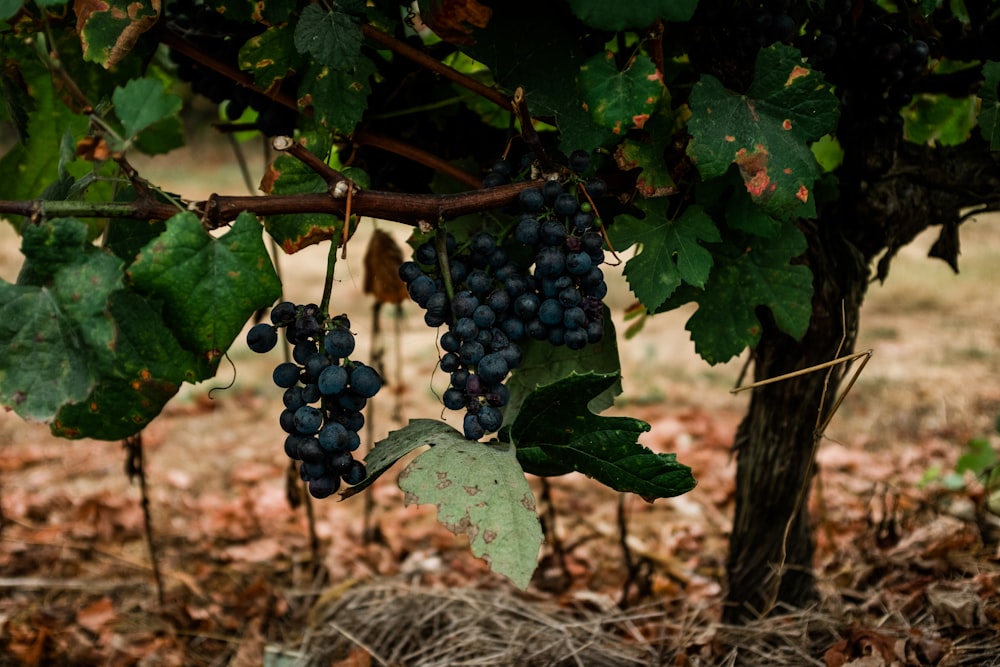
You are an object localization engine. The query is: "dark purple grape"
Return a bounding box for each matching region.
[273,362,301,388]
[247,323,278,353]
[519,188,544,212]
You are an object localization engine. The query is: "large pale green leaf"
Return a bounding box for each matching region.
[683,222,813,364]
[509,373,697,499]
[579,52,663,135]
[567,0,697,29]
[340,419,454,498]
[611,202,720,312]
[398,432,543,590]
[127,212,281,365]
[687,44,839,220]
[977,61,1000,150]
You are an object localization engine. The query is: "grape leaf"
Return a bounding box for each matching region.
[127,211,281,366]
[260,132,343,252]
[977,61,1000,150]
[112,78,182,143]
[509,373,696,500]
[579,52,663,136]
[463,0,610,153]
[0,0,21,21]
[903,94,977,147]
[298,56,375,134]
[0,63,89,205]
[683,222,813,364]
[504,308,621,425]
[340,419,455,499]
[0,244,121,422]
[239,24,299,92]
[398,432,543,590]
[566,0,697,29]
[76,0,160,68]
[610,202,720,312]
[294,3,362,71]
[613,112,679,197]
[686,44,839,221]
[50,290,203,439]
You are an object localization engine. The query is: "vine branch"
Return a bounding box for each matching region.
[0,180,540,230]
[360,23,512,111]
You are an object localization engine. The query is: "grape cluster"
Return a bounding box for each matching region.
[163,0,298,136]
[399,150,608,440]
[247,303,381,499]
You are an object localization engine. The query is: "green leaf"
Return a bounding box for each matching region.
[112,77,183,143]
[505,308,622,424]
[723,181,783,238]
[294,4,362,70]
[262,132,343,252]
[683,222,813,364]
[464,0,611,153]
[903,94,977,147]
[977,61,1000,150]
[509,373,696,500]
[340,419,454,499]
[239,23,300,91]
[611,202,720,312]
[567,0,697,29]
[579,52,663,135]
[51,290,203,439]
[77,0,160,68]
[955,438,997,477]
[0,64,88,204]
[298,56,375,134]
[127,212,281,365]
[687,44,839,220]
[0,0,22,21]
[398,433,543,590]
[0,219,122,421]
[613,112,678,197]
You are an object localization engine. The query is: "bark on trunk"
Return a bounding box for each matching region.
[723,221,868,622]
[721,139,1000,622]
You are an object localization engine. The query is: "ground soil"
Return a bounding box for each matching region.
[1,143,998,666]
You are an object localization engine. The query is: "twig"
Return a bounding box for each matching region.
[360,23,512,111]
[157,27,299,112]
[272,135,348,190]
[123,433,165,607]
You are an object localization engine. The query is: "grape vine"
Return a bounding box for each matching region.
[2,0,999,600]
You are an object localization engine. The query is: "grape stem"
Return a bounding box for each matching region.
[434,228,456,303]
[512,87,556,175]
